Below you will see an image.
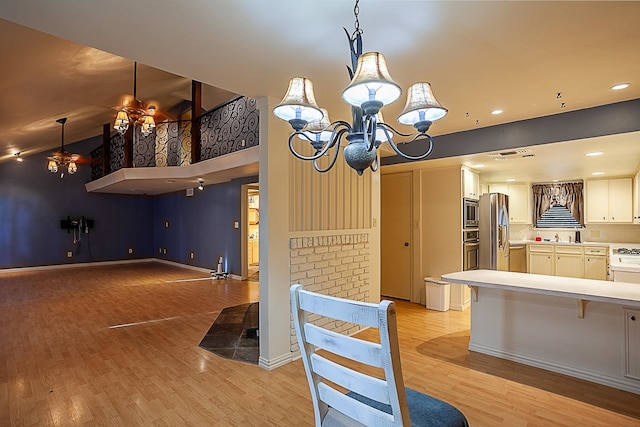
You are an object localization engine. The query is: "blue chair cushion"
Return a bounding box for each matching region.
[346,387,468,427]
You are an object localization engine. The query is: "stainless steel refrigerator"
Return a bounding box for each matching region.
[479,193,510,271]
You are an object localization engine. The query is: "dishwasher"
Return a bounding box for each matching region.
[509,244,527,272]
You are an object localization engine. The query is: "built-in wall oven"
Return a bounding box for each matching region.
[463,228,479,271]
[463,198,479,228]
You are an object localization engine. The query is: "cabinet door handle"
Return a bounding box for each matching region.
[404,242,409,247]
[632,315,636,321]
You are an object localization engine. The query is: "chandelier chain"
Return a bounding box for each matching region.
[352,0,363,39]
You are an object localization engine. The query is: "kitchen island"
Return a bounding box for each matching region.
[442,270,640,394]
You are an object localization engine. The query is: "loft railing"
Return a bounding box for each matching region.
[90,96,259,180]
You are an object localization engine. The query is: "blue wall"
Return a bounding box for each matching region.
[0,134,256,271]
[154,176,258,273]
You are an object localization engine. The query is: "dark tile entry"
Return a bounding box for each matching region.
[199,303,259,364]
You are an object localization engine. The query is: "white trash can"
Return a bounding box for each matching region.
[424,277,450,312]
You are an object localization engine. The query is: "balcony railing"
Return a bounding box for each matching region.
[90,96,259,180]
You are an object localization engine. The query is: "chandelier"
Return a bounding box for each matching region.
[273,0,447,175]
[47,118,79,178]
[113,61,156,137]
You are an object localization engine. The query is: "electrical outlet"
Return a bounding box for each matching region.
[591,230,600,238]
[163,248,167,254]
[159,247,163,254]
[241,139,246,147]
[234,221,239,229]
[128,248,133,254]
[189,252,195,259]
[164,221,170,228]
[66,251,73,258]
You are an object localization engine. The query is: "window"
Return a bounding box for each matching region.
[532,181,584,228]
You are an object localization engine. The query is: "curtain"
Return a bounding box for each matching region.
[532,181,584,226]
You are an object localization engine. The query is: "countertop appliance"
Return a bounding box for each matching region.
[479,193,510,271]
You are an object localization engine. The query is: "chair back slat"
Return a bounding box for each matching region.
[303,323,383,368]
[297,288,380,327]
[310,353,391,405]
[317,382,395,426]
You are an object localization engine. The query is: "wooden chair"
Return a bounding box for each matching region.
[290,284,469,427]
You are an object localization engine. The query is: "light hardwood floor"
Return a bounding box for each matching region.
[1,262,638,426]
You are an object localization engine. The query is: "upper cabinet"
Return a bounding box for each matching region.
[586,178,632,223]
[488,183,531,224]
[462,168,480,200]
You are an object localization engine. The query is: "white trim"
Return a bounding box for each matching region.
[258,353,292,371]
[469,342,640,395]
[0,258,155,274]
[0,258,232,277]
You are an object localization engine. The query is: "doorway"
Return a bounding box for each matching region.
[245,184,259,281]
[380,172,413,299]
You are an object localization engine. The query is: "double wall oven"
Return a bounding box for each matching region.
[463,198,479,271]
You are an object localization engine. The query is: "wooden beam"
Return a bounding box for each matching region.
[191,80,202,164]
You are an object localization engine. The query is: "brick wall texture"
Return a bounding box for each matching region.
[289,233,371,354]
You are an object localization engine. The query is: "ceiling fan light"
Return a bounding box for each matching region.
[114,110,130,134]
[397,82,448,126]
[68,161,78,174]
[273,77,323,123]
[342,52,401,108]
[141,114,156,136]
[48,159,58,173]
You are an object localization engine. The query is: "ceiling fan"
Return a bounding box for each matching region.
[113,61,171,136]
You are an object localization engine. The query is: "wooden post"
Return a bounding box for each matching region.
[124,126,133,168]
[102,123,111,177]
[191,80,202,164]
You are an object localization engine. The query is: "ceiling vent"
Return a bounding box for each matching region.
[487,148,535,160]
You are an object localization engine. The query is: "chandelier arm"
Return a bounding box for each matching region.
[363,114,378,152]
[313,146,342,173]
[369,155,379,173]
[386,133,435,161]
[288,125,350,161]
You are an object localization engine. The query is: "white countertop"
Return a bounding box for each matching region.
[510,240,610,247]
[443,269,640,307]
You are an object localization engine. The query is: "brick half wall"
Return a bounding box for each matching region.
[289,233,371,354]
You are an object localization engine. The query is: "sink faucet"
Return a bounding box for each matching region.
[555,233,559,242]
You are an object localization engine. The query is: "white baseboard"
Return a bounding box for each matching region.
[469,342,640,395]
[258,353,292,371]
[0,258,155,274]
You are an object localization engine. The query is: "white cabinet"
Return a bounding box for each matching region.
[527,244,608,280]
[555,246,584,279]
[527,244,554,275]
[583,246,608,280]
[462,168,480,200]
[586,178,632,223]
[489,183,531,224]
[248,239,259,265]
[624,308,640,380]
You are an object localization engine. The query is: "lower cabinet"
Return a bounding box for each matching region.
[527,244,608,279]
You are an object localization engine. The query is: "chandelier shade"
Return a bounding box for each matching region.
[47,117,79,178]
[342,52,402,110]
[272,77,323,125]
[398,82,448,127]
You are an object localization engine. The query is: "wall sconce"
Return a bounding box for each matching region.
[197,178,205,191]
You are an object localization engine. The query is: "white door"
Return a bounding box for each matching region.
[381,173,412,299]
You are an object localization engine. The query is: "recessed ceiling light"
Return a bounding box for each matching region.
[552,179,559,182]
[585,151,603,157]
[506,178,516,182]
[472,164,485,168]
[592,172,605,176]
[491,109,503,115]
[611,83,630,91]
